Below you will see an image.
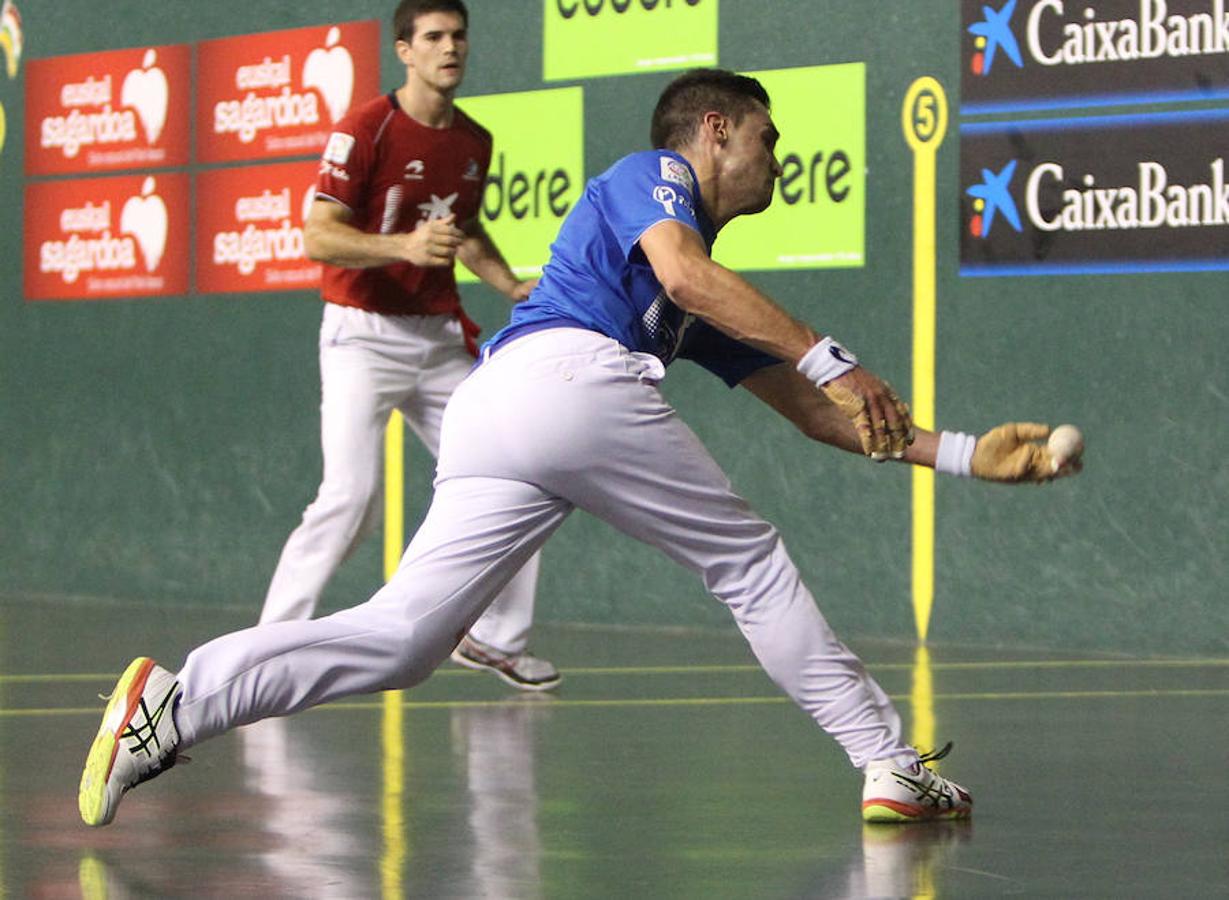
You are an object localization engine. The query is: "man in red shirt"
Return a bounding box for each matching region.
[260,0,558,691]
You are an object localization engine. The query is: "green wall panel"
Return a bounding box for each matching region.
[1,1,1224,656]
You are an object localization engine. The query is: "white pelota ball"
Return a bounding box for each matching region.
[1047,424,1084,471]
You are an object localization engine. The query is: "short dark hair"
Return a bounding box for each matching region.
[393,0,469,42]
[650,68,771,151]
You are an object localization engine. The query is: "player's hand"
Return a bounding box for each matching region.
[820,368,914,460]
[402,215,464,267]
[971,422,1082,483]
[510,278,538,302]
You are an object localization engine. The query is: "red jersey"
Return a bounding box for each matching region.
[314,92,492,317]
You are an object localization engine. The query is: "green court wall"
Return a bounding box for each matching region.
[1,1,1225,656]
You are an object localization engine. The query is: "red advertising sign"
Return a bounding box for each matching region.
[24,174,190,300]
[196,160,322,294]
[196,20,381,163]
[25,44,190,175]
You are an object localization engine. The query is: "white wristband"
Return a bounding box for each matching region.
[797,336,858,387]
[935,431,976,477]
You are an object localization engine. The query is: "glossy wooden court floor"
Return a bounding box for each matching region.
[1,598,1226,898]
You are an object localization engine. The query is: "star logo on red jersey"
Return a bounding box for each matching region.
[417,192,459,220]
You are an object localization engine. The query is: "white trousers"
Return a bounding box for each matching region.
[259,303,539,654]
[178,329,912,769]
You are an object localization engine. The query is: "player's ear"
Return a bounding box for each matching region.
[395,39,413,65]
[701,111,728,145]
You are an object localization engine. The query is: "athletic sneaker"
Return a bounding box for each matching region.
[861,742,973,823]
[450,635,561,692]
[79,657,183,826]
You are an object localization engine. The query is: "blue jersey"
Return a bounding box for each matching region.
[483,150,780,387]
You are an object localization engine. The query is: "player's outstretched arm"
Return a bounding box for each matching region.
[639,219,910,459]
[456,219,536,301]
[303,199,463,269]
[741,364,1082,484]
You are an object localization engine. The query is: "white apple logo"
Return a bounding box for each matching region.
[120,176,168,272]
[121,49,169,145]
[302,26,354,125]
[301,183,316,225]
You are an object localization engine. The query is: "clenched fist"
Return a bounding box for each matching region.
[401,215,465,268]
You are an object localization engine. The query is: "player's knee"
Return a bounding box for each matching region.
[704,530,791,607]
[315,472,381,515]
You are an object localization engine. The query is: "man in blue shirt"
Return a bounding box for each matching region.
[81,69,1078,828]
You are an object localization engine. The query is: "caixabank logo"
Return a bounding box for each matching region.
[196,21,379,163]
[25,43,190,175]
[962,0,1229,112]
[960,108,1229,275]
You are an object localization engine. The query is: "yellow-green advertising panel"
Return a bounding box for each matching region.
[543,0,717,82]
[455,87,584,282]
[714,63,865,271]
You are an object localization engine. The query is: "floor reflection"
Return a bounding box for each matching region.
[78,851,131,899]
[239,716,367,898]
[450,697,552,900]
[851,820,974,899]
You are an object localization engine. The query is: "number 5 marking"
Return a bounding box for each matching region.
[902,77,948,643]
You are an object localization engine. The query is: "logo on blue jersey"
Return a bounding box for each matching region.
[652,184,678,216]
[965,159,1022,238]
[967,0,1023,77]
[659,156,694,191]
[641,291,695,363]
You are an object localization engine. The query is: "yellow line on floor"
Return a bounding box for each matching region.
[8,687,1228,718]
[5,657,1226,684]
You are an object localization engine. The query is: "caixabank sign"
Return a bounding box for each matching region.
[960,107,1229,275]
[962,0,1229,112]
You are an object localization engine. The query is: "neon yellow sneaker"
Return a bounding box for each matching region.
[861,743,973,823]
[79,657,182,826]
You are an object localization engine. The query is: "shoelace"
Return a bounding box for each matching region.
[917,741,954,766]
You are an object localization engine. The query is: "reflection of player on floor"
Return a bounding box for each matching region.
[80,68,1081,829]
[262,0,556,690]
[239,719,366,895]
[451,701,548,897]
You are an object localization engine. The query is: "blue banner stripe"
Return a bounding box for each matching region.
[961,259,1229,277]
[960,105,1229,134]
[963,88,1229,117]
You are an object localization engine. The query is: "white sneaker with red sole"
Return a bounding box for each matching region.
[861,743,973,823]
[79,657,182,826]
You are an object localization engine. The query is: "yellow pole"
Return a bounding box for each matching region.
[384,411,406,584]
[902,78,948,643]
[381,412,406,899]
[910,645,936,765]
